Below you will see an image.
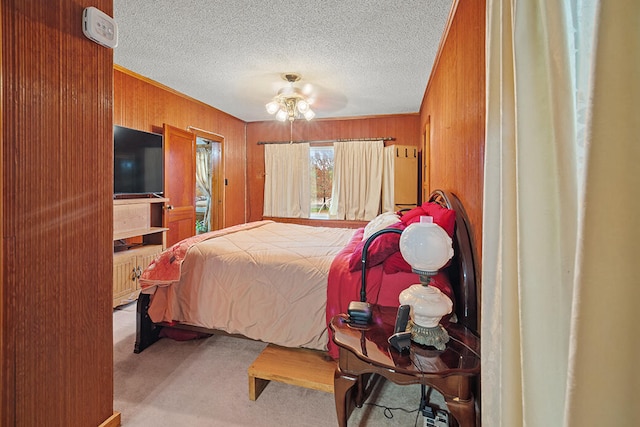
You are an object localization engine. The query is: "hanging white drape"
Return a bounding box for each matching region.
[381,145,396,213]
[329,140,383,220]
[483,1,640,426]
[263,143,310,218]
[195,146,212,229]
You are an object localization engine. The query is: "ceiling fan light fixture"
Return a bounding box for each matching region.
[266,73,316,123]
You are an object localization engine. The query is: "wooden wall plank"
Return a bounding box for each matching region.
[114,67,247,226]
[420,0,485,268]
[2,1,114,425]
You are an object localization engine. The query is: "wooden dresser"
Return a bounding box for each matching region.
[384,144,418,211]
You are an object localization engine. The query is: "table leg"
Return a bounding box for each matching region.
[444,396,476,427]
[334,368,358,427]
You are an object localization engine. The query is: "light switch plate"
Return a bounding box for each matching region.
[82,7,118,49]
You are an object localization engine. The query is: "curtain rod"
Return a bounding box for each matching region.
[257,137,396,145]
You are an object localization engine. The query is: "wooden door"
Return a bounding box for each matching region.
[163,124,196,246]
[209,141,223,231]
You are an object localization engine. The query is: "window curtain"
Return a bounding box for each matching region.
[329,140,383,220]
[483,1,640,426]
[263,143,310,218]
[195,146,212,229]
[381,145,395,213]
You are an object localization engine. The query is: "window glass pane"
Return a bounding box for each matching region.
[310,146,333,219]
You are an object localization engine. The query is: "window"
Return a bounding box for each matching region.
[310,146,334,218]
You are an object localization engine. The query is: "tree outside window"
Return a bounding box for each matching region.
[310,146,333,218]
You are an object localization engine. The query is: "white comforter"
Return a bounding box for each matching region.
[144,220,356,350]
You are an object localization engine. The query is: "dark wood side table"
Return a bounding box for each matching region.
[330,305,480,427]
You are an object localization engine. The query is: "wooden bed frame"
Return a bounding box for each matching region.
[429,189,479,333]
[134,189,479,354]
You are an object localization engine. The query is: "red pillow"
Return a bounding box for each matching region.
[382,251,412,274]
[401,202,456,237]
[348,204,456,273]
[348,222,404,272]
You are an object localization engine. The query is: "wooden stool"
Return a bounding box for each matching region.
[248,344,336,400]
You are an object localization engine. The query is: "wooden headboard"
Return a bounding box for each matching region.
[430,190,479,334]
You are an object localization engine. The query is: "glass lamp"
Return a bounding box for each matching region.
[265,101,280,115]
[398,216,454,349]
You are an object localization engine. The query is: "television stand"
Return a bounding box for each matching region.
[112,197,169,307]
[114,192,164,200]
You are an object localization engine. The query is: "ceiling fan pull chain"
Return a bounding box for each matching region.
[290,120,293,144]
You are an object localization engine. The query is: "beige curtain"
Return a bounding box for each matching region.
[195,146,211,229]
[263,143,310,218]
[483,1,640,426]
[329,140,383,220]
[381,145,395,213]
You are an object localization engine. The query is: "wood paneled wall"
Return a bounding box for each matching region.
[1,1,115,425]
[114,67,247,226]
[420,0,485,267]
[245,115,420,222]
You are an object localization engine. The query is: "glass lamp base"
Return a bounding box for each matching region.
[408,320,450,350]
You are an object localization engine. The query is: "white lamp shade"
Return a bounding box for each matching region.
[275,109,288,122]
[266,101,280,115]
[296,99,309,113]
[399,216,453,273]
[303,109,315,121]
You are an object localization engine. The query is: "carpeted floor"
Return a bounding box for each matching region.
[113,302,445,426]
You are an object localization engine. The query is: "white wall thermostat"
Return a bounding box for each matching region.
[82,7,118,49]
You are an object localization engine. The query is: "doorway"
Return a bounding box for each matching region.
[193,130,224,233]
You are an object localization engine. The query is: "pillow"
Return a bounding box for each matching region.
[348,222,404,272]
[362,211,401,241]
[382,251,412,274]
[400,202,456,237]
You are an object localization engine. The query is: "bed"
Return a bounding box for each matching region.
[134,189,478,357]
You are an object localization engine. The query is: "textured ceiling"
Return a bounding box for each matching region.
[113,1,452,122]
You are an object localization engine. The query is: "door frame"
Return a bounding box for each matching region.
[422,117,431,204]
[188,126,225,231]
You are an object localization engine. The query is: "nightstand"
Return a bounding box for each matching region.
[330,305,480,426]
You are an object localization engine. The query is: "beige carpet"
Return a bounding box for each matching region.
[113,302,445,426]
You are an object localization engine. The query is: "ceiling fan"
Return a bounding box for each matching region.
[265,73,316,122]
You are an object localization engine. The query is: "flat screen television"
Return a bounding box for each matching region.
[113,125,164,196]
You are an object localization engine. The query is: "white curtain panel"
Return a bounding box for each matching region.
[196,147,212,226]
[381,145,395,213]
[263,143,310,218]
[329,140,383,220]
[483,1,640,426]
